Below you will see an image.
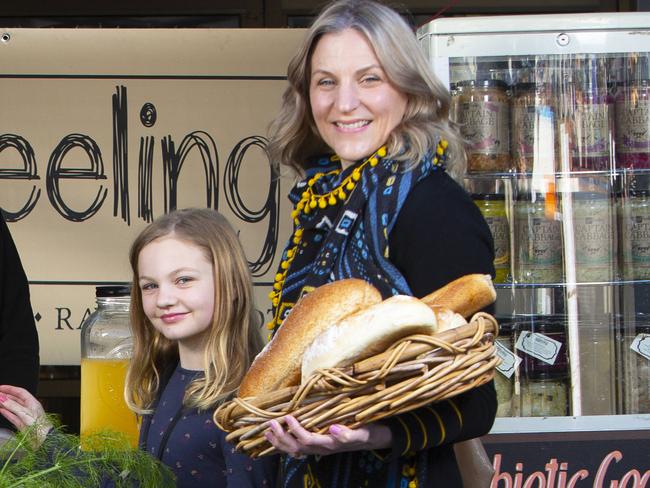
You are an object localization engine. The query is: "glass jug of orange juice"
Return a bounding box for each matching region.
[80,285,139,448]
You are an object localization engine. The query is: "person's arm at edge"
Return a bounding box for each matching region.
[0,212,39,432]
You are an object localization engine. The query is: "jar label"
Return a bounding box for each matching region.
[631,333,650,361]
[615,99,650,154]
[517,217,562,265]
[573,103,611,157]
[512,105,554,160]
[622,210,650,279]
[485,215,510,268]
[574,216,613,264]
[459,100,510,155]
[515,331,562,365]
[495,341,522,379]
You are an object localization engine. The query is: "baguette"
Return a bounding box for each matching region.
[238,279,382,398]
[420,274,496,318]
[300,295,437,382]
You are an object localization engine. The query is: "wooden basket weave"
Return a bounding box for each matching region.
[214,312,500,458]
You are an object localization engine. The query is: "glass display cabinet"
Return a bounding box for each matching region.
[418,13,650,428]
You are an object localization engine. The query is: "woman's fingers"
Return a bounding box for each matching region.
[264,416,390,457]
[284,416,336,450]
[0,406,24,430]
[0,385,43,413]
[266,419,303,458]
[0,389,45,430]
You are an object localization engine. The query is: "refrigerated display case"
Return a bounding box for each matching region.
[418,13,650,481]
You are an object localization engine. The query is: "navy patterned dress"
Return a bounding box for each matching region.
[139,364,277,487]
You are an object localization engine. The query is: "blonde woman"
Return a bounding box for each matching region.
[264,0,497,486]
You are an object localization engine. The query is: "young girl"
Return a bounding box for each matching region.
[0,208,277,487]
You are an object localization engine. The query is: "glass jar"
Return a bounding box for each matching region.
[494,320,518,417]
[620,189,650,280]
[515,315,568,380]
[514,193,563,284]
[623,319,650,414]
[511,82,557,173]
[571,57,614,172]
[569,191,615,283]
[578,320,616,415]
[472,193,510,283]
[80,285,138,448]
[615,79,650,169]
[453,79,511,173]
[520,374,569,417]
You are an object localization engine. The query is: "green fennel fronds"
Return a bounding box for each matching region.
[0,416,175,488]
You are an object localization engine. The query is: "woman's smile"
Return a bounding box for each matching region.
[334,119,371,131]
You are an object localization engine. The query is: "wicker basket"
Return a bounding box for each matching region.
[215,312,500,458]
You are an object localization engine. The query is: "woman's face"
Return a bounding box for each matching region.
[309,28,408,169]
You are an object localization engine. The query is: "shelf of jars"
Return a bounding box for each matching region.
[461,169,650,421]
[435,48,650,425]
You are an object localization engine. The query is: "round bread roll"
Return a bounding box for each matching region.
[301,295,438,382]
[238,279,382,398]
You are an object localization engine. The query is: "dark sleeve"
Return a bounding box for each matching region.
[0,212,40,431]
[221,433,278,487]
[384,172,497,457]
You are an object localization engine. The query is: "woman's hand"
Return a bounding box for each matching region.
[265,415,392,458]
[0,384,51,445]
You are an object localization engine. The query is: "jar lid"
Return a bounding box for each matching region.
[636,324,650,334]
[620,79,650,88]
[513,82,549,92]
[629,189,650,198]
[570,191,610,200]
[96,285,131,298]
[496,319,513,335]
[514,315,566,334]
[471,193,505,201]
[456,79,508,90]
[515,192,547,202]
[527,371,569,381]
[634,313,650,334]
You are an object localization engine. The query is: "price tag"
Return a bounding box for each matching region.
[515,331,562,365]
[631,333,650,361]
[495,341,522,379]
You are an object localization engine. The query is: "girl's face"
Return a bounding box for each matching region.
[137,236,215,362]
[309,28,408,170]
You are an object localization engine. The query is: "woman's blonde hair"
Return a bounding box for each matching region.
[125,208,263,414]
[267,0,466,181]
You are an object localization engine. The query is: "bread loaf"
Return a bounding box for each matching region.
[430,305,467,332]
[301,295,437,382]
[238,279,382,398]
[420,274,496,318]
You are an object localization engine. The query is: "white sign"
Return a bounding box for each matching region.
[515,331,563,366]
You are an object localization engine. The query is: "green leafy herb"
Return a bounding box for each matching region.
[0,416,175,488]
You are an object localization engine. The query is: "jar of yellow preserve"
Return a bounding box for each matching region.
[80,286,138,448]
[473,193,510,283]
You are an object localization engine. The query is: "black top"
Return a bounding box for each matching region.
[386,169,497,487]
[0,212,39,431]
[139,364,277,487]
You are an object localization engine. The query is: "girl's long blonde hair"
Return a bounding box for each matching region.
[125,208,263,414]
[267,0,466,181]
